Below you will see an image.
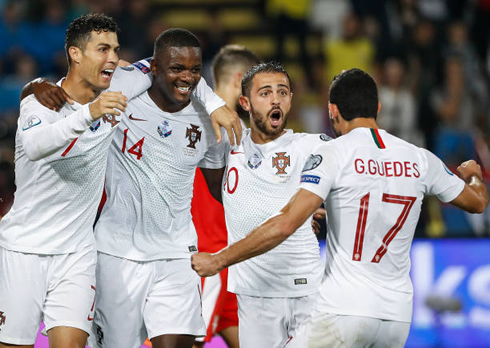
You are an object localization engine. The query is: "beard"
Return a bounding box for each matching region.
[250,105,287,137]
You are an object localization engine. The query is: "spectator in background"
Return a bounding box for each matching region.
[470,0,490,65]
[378,57,424,147]
[325,12,374,83]
[431,54,478,236]
[267,0,314,86]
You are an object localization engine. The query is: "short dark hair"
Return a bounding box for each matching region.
[153,28,201,58]
[241,61,292,97]
[212,45,260,87]
[65,13,119,66]
[329,68,378,120]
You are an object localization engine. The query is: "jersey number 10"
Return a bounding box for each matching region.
[353,193,416,263]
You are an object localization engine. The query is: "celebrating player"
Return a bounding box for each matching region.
[192,45,260,348]
[0,14,133,348]
[192,68,489,348]
[92,28,227,348]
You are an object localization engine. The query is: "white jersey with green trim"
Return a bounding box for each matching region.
[95,92,225,261]
[223,129,328,297]
[299,127,465,322]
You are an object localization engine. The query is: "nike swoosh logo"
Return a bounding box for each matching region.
[128,114,146,121]
[230,150,244,155]
[87,315,94,321]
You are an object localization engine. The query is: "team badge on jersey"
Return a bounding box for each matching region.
[22,115,41,131]
[89,120,101,132]
[272,152,290,174]
[157,120,172,138]
[302,154,322,172]
[102,114,119,127]
[186,124,201,149]
[0,311,6,326]
[247,153,262,169]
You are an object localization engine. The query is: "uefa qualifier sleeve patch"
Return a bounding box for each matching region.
[22,115,41,131]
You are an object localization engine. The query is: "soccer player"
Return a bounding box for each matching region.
[92,28,227,348]
[210,61,327,348]
[191,68,489,348]
[0,14,132,348]
[192,45,260,348]
[4,15,238,348]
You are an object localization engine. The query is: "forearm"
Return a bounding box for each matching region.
[214,214,293,271]
[467,175,489,213]
[23,105,93,161]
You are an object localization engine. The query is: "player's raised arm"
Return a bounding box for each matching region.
[21,91,127,161]
[192,77,242,146]
[450,160,489,213]
[191,188,323,277]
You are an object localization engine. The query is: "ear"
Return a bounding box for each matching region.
[69,46,82,64]
[150,58,158,76]
[377,101,382,113]
[328,103,339,120]
[239,95,250,112]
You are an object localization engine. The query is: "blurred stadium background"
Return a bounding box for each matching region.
[0,0,489,347]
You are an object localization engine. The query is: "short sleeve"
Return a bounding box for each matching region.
[198,140,226,169]
[110,58,152,100]
[18,96,93,161]
[298,143,339,201]
[423,149,465,202]
[191,77,226,115]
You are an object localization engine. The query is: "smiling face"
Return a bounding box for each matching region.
[72,30,120,91]
[150,46,202,112]
[240,72,292,141]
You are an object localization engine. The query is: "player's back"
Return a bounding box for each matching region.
[309,128,464,322]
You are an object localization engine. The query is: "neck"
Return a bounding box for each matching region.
[250,125,286,144]
[63,69,100,105]
[343,117,379,135]
[215,85,239,112]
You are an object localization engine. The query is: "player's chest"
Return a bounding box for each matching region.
[116,111,210,164]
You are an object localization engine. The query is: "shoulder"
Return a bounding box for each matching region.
[19,95,58,129]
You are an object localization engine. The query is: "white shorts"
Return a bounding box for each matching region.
[237,293,317,348]
[286,312,410,348]
[93,253,206,348]
[0,244,96,345]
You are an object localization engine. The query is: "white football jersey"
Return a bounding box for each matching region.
[223,129,327,297]
[299,127,465,322]
[95,92,225,261]
[0,65,151,254]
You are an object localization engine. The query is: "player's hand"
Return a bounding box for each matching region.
[457,160,483,183]
[33,78,74,111]
[210,105,242,146]
[191,252,221,277]
[88,91,128,121]
[311,208,326,235]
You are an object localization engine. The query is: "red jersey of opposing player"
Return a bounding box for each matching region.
[191,168,238,343]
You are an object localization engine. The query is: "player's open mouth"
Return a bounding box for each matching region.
[175,84,193,96]
[101,69,114,79]
[269,109,282,127]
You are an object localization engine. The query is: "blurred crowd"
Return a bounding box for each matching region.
[0,0,489,237]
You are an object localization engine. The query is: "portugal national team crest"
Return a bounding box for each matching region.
[102,114,119,127]
[157,120,172,138]
[272,152,290,174]
[186,124,202,149]
[0,311,6,327]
